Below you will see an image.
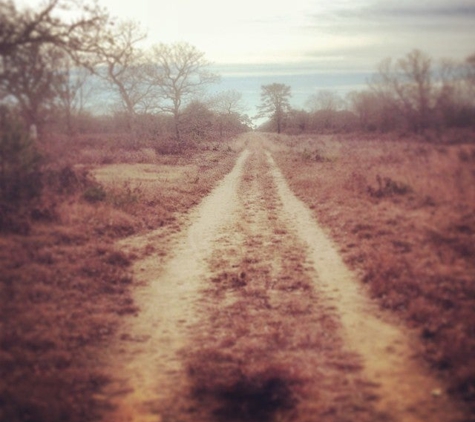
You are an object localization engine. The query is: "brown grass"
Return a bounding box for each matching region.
[177,145,383,422]
[0,135,243,422]
[271,132,475,412]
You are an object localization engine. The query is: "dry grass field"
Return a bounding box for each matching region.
[2,1,474,420]
[2,131,475,421]
[271,131,475,412]
[0,137,242,422]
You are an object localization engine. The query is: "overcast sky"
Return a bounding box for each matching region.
[18,0,475,117]
[98,0,475,116]
[94,0,475,71]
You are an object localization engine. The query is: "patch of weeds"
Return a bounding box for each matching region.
[300,149,312,160]
[300,148,331,163]
[458,148,475,163]
[391,240,412,253]
[106,182,142,209]
[105,250,131,267]
[43,165,89,195]
[83,184,106,203]
[427,227,475,261]
[420,195,437,207]
[367,175,413,198]
[83,182,141,209]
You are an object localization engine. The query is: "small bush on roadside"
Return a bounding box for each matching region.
[367,175,413,198]
[83,185,107,203]
[300,148,331,162]
[42,165,89,195]
[154,137,184,155]
[106,182,142,209]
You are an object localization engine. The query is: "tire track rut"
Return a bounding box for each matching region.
[101,134,466,422]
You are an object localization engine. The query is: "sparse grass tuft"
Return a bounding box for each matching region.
[83,184,107,203]
[105,182,142,209]
[367,175,413,198]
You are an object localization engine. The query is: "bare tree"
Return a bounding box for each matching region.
[94,20,151,144]
[0,0,111,140]
[0,42,65,137]
[434,55,475,128]
[180,100,214,142]
[53,58,91,136]
[0,0,109,61]
[256,83,291,134]
[211,90,245,114]
[148,42,219,142]
[347,90,385,131]
[209,90,247,139]
[398,49,433,131]
[464,53,475,95]
[370,49,434,132]
[347,90,370,130]
[286,109,309,133]
[306,90,344,131]
[306,90,343,112]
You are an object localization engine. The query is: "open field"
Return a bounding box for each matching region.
[2,2,474,420]
[271,132,475,413]
[0,138,242,422]
[1,132,474,422]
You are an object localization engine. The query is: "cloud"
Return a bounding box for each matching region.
[310,1,475,25]
[323,0,475,29]
[365,0,475,18]
[301,0,475,69]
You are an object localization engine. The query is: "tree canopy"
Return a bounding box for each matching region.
[257,83,291,133]
[148,42,219,142]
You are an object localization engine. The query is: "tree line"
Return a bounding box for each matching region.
[257,49,475,136]
[0,0,250,145]
[2,0,474,144]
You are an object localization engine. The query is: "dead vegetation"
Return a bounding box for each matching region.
[177,146,383,422]
[271,132,475,413]
[0,134,242,422]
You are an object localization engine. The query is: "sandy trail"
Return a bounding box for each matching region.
[101,151,248,421]
[100,134,466,422]
[266,150,465,422]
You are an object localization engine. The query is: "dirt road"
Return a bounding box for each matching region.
[101,134,466,422]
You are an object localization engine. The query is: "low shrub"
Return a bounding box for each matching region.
[106,182,142,209]
[300,148,331,162]
[42,165,89,195]
[367,175,413,198]
[83,185,107,203]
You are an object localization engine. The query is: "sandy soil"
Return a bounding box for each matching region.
[99,133,467,422]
